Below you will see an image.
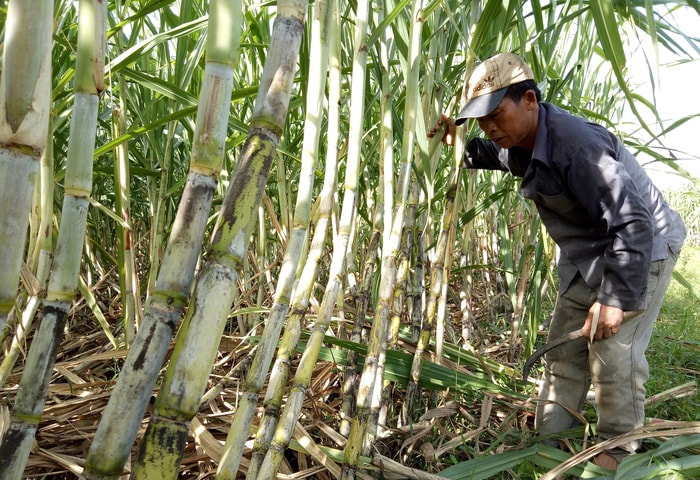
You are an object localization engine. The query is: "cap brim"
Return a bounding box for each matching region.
[454,87,508,125]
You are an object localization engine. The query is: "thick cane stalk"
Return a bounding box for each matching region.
[127,119,249,479]
[133,1,306,478]
[117,2,306,480]
[0,1,104,477]
[211,6,311,480]
[81,2,241,478]
[0,0,53,330]
[0,121,54,387]
[246,1,335,477]
[0,117,54,386]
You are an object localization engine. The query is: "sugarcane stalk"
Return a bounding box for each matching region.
[245,1,334,477]
[341,0,425,476]
[422,19,451,365]
[250,2,368,479]
[379,7,396,255]
[211,5,309,480]
[146,117,178,297]
[339,224,380,437]
[84,167,220,477]
[246,4,344,472]
[342,129,406,468]
[459,179,478,344]
[404,176,458,419]
[113,82,141,344]
[121,2,306,479]
[508,212,538,354]
[0,0,53,331]
[339,0,394,439]
[255,166,358,480]
[0,120,54,387]
[81,2,242,478]
[405,28,464,397]
[390,176,419,353]
[0,1,103,477]
[133,4,307,475]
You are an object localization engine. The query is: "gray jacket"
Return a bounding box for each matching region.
[465,102,686,311]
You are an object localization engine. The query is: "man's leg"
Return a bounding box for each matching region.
[591,253,679,454]
[535,275,595,444]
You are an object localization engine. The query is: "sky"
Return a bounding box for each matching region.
[624,9,700,192]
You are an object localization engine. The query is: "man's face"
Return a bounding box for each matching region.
[476,92,539,150]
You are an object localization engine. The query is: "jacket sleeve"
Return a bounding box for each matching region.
[463,138,510,171]
[464,138,533,177]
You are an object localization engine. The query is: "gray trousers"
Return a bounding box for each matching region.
[534,251,679,452]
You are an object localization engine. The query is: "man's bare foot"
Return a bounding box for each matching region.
[592,451,620,471]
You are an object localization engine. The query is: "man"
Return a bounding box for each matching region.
[431,53,686,470]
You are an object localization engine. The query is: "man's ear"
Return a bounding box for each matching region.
[524,89,538,109]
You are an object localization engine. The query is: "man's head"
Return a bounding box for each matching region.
[455,53,537,125]
[455,53,541,150]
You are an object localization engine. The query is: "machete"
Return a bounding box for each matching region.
[522,305,641,382]
[522,328,585,381]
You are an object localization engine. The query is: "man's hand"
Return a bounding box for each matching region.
[428,114,457,146]
[582,302,623,341]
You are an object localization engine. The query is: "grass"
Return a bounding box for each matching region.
[646,244,700,422]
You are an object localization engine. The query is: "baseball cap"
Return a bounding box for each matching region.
[455,53,535,125]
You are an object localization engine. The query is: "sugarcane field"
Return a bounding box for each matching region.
[1,0,699,479]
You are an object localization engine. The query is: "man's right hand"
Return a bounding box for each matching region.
[428,114,457,146]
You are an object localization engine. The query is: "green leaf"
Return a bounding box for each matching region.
[590,0,626,69]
